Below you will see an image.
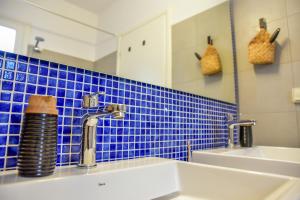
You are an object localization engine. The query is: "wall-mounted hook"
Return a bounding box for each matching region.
[259,18,267,29]
[207,36,213,45]
[194,52,202,61]
[269,28,280,43]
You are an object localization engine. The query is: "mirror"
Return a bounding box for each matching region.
[0,0,118,73]
[172,1,235,103]
[0,0,235,103]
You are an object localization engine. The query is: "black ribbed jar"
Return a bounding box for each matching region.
[18,96,58,177]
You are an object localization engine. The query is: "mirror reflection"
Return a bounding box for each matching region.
[0,0,235,103]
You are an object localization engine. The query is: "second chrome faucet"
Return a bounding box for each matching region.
[78,92,126,168]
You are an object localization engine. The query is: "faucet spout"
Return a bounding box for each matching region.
[227,118,256,149]
[78,103,126,168]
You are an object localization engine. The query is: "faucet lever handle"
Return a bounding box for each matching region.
[83,92,105,108]
[226,113,234,122]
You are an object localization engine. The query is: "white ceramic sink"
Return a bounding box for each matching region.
[1,157,300,200]
[192,146,300,177]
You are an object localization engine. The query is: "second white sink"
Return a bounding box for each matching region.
[192,146,300,177]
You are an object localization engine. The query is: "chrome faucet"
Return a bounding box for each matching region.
[226,114,256,148]
[78,92,126,168]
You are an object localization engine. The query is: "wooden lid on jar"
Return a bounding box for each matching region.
[25,95,58,115]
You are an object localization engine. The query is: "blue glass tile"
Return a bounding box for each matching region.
[10,125,21,134]
[0,113,9,123]
[0,147,5,157]
[0,125,8,134]
[62,146,71,154]
[68,66,76,72]
[76,74,83,82]
[92,71,99,77]
[47,87,56,96]
[2,81,13,91]
[38,76,47,85]
[84,84,90,92]
[0,59,2,68]
[25,94,31,103]
[26,84,36,94]
[5,52,17,60]
[13,93,23,102]
[5,60,15,70]
[39,67,48,76]
[50,62,58,69]
[58,80,66,88]
[17,62,27,72]
[75,91,82,99]
[67,81,74,89]
[8,136,19,145]
[59,64,67,70]
[75,83,83,90]
[66,90,74,98]
[57,98,64,106]
[0,50,4,57]
[84,75,91,83]
[7,146,18,156]
[48,78,57,87]
[0,159,4,169]
[27,74,37,84]
[76,68,84,74]
[29,57,39,65]
[61,155,69,163]
[59,71,67,79]
[0,92,11,101]
[91,86,97,92]
[85,70,92,75]
[18,55,29,63]
[15,72,26,82]
[10,114,22,123]
[3,70,14,80]
[63,135,71,142]
[28,64,38,74]
[49,69,58,77]
[37,86,46,95]
[65,99,73,107]
[40,60,49,67]
[5,158,17,168]
[73,118,80,126]
[72,136,81,143]
[0,136,7,145]
[12,104,22,113]
[68,72,75,81]
[92,77,98,85]
[64,108,72,116]
[71,145,80,153]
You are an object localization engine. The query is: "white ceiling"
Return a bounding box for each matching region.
[65,0,116,14]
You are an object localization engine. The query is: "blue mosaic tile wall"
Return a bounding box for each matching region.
[0,50,237,170]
